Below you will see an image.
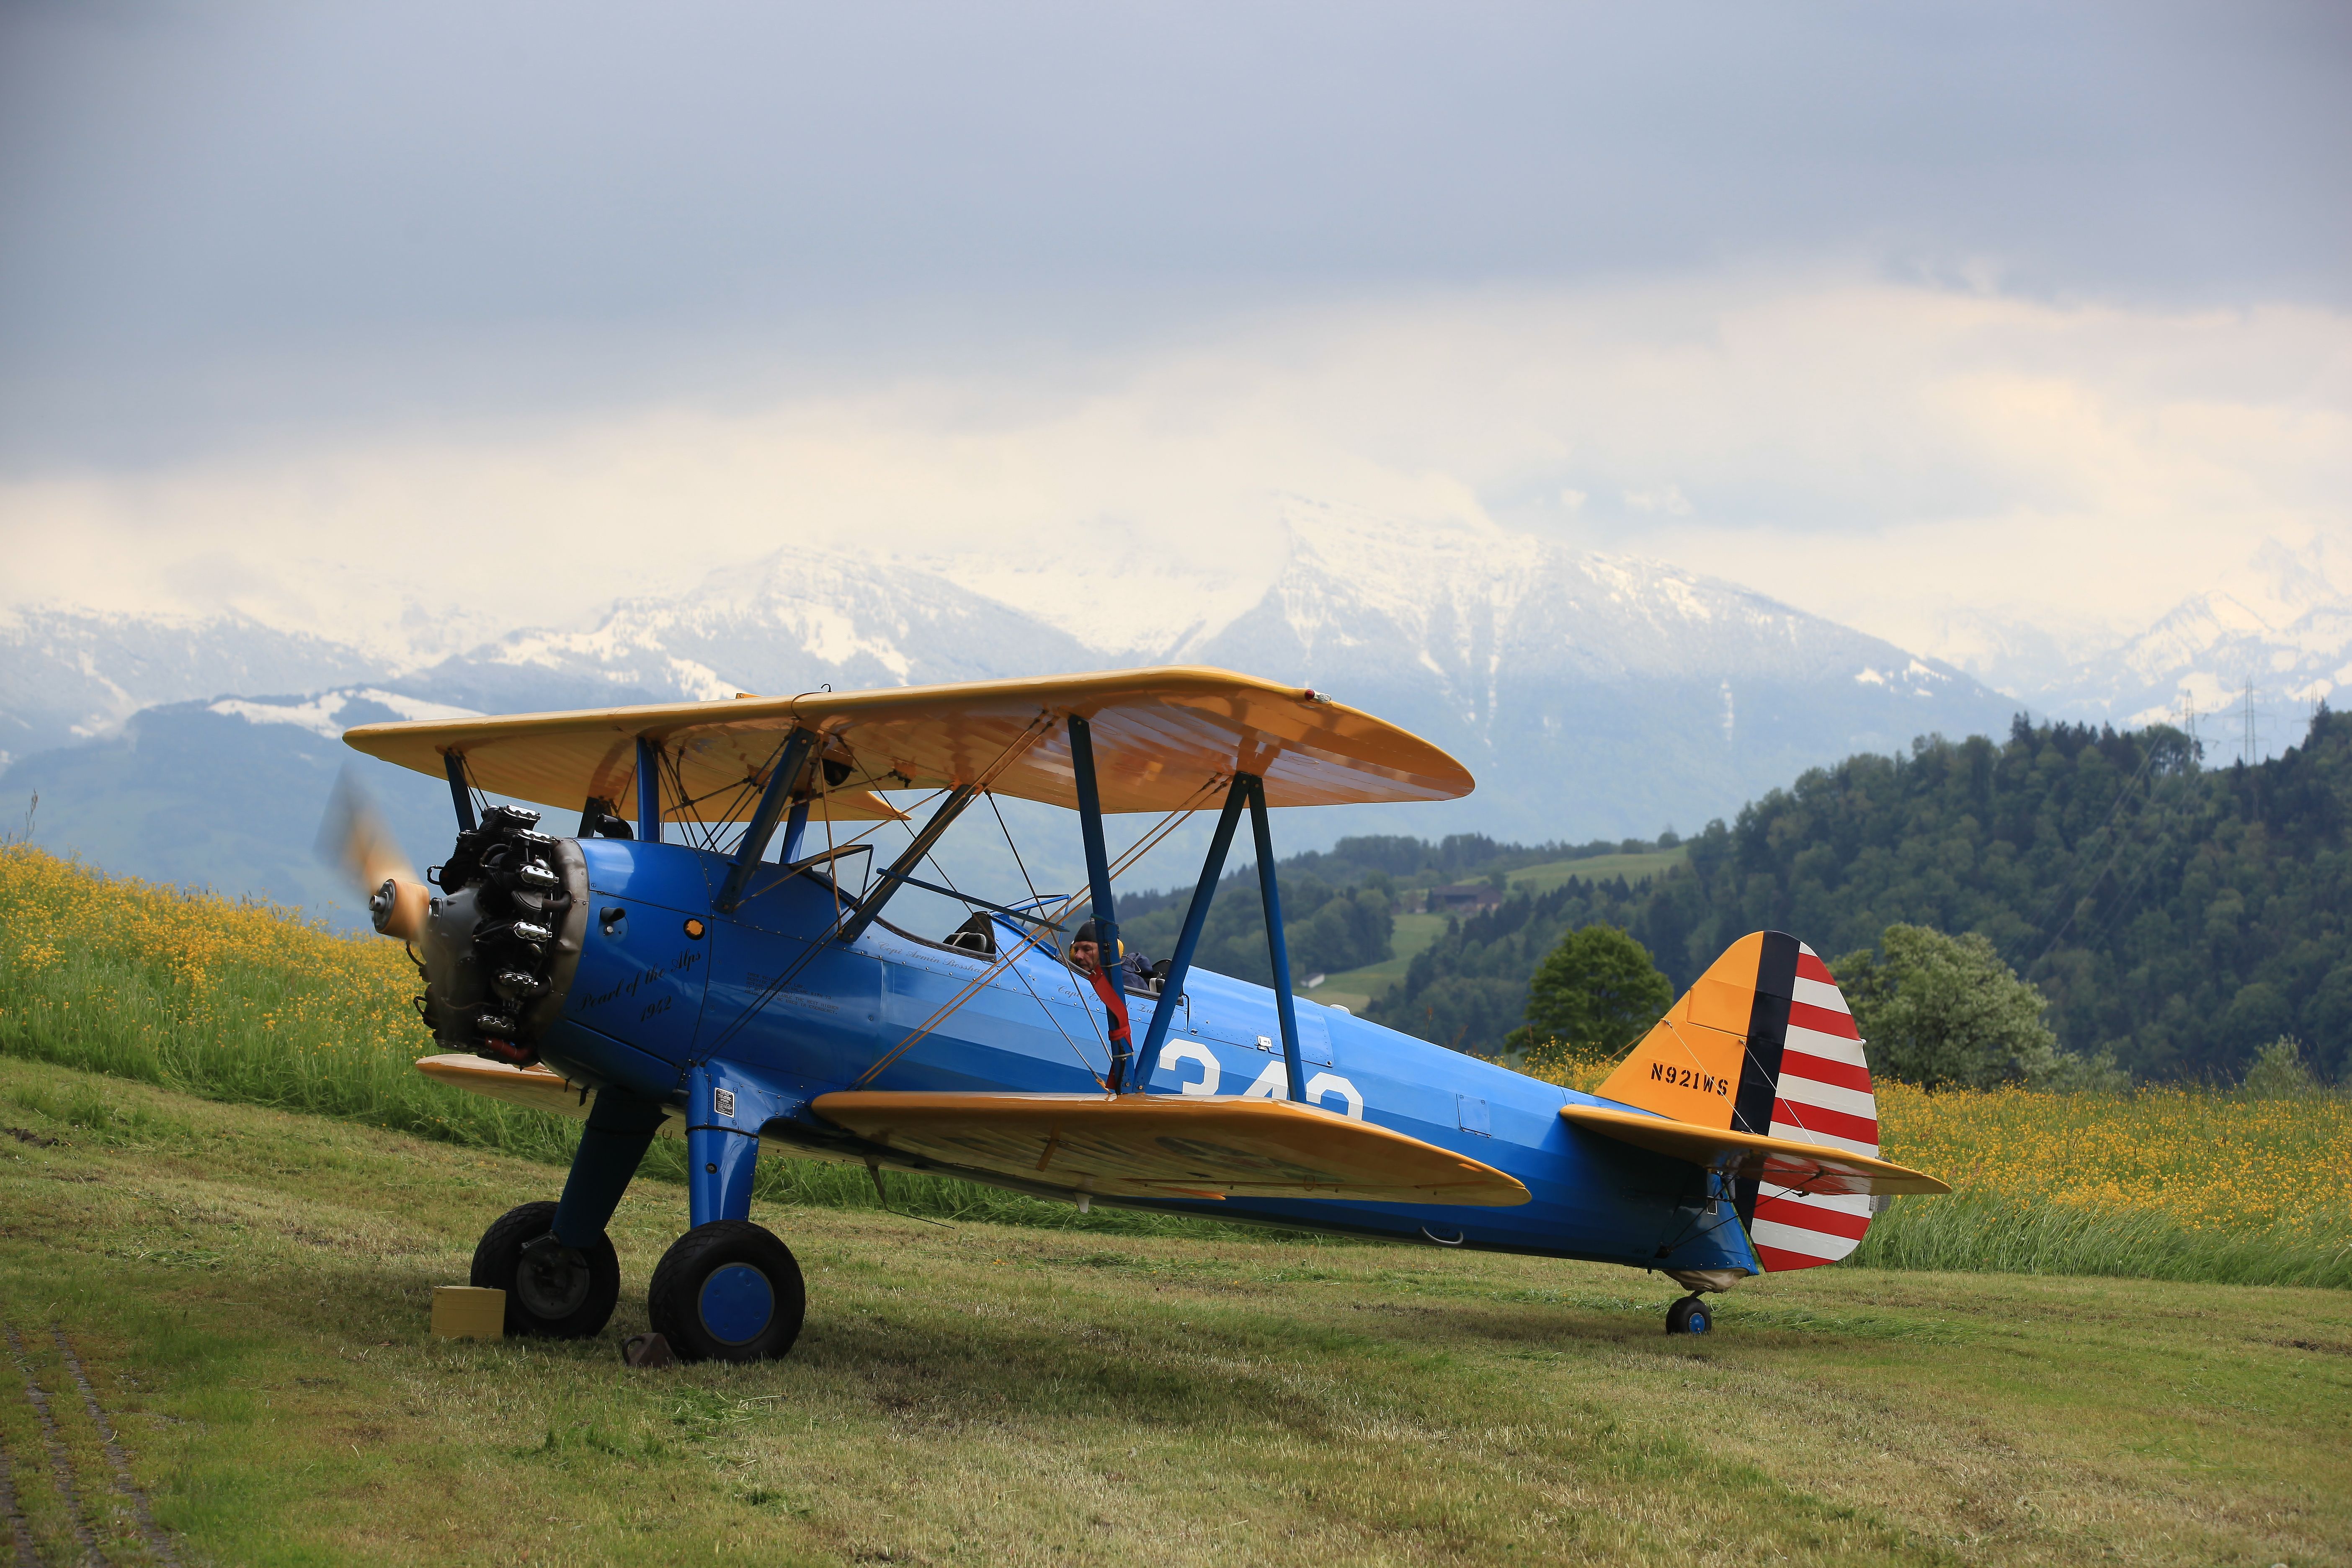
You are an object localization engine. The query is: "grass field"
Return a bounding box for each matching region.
[1306,911,1450,1013]
[1516,1065,2352,1292]
[1500,847,1689,896]
[3,1054,2348,1567]
[1306,851,1687,1011]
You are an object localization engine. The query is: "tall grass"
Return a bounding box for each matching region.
[4,846,2347,1281]
[1516,1022,2352,1288]
[1854,1191,2349,1289]
[1856,1081,2352,1288]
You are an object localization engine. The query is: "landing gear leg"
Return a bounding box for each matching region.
[468,1084,668,1339]
[641,1064,809,1362]
[1664,1295,1714,1336]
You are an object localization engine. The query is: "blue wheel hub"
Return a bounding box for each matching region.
[1687,1306,1711,1334]
[698,1262,776,1345]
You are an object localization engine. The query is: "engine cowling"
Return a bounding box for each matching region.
[415,805,589,1065]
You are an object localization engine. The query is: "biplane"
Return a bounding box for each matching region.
[333,667,1947,1361]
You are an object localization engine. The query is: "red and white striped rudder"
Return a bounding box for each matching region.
[1746,942,1879,1271]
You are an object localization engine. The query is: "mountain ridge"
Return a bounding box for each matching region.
[3,506,2027,918]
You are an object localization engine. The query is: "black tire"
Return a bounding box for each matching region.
[646,1220,807,1363]
[469,1201,621,1340]
[1665,1295,1713,1336]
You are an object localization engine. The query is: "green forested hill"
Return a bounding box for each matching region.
[1368,712,2352,1082]
[1114,831,1668,988]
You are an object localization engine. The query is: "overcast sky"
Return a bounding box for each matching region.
[3,1,2346,668]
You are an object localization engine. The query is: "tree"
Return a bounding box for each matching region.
[1833,924,2061,1089]
[2242,1036,2319,1097]
[1504,924,1672,1061]
[1292,886,1393,976]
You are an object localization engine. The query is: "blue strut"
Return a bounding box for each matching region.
[1133,774,1251,1093]
[636,737,662,845]
[1066,715,1126,1090]
[549,1086,670,1249]
[1247,774,1306,1103]
[443,752,477,833]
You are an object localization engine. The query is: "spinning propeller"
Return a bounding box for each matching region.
[319,771,429,942]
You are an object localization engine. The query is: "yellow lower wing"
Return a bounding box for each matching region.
[815,1092,1531,1207]
[416,1055,684,1135]
[1561,1105,1950,1197]
[415,1060,1527,1206]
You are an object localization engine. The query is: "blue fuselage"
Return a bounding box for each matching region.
[534,838,1756,1278]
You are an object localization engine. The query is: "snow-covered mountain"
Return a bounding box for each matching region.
[2094,591,2350,751]
[2,506,2030,916]
[422,546,1099,714]
[1181,503,2009,838]
[0,608,386,766]
[1926,539,2352,758]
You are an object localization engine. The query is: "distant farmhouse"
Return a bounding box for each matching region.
[1420,883,1505,915]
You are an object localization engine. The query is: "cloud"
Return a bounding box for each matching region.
[1623,485,1693,517]
[3,0,2347,471]
[3,271,2346,668]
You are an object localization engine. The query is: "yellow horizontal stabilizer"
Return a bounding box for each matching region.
[343,665,1473,819]
[1561,1105,1950,1197]
[814,1091,1530,1206]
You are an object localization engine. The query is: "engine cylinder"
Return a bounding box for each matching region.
[415,805,588,1064]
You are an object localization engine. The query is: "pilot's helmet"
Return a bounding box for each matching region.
[1072,920,1124,957]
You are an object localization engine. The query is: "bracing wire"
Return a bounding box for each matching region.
[847,772,1225,1090]
[699,715,1053,1057]
[916,842,1113,1087]
[987,790,1044,910]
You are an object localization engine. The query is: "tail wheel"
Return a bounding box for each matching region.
[647,1220,807,1363]
[470,1200,621,1339]
[1665,1295,1713,1336]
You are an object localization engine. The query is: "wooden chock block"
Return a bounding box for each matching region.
[431,1286,506,1341]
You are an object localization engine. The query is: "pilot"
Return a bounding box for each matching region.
[1067,919,1153,1091]
[1067,921,1153,988]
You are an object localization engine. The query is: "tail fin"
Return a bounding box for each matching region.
[1595,931,1881,1272]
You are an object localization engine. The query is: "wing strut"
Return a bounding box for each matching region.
[837,782,981,943]
[1246,773,1308,1104]
[714,728,818,915]
[635,737,662,843]
[1135,774,1250,1090]
[837,711,1056,945]
[442,752,477,833]
[1127,771,1304,1104]
[1068,714,1128,1088]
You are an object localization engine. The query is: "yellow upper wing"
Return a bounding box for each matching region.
[341,665,1473,819]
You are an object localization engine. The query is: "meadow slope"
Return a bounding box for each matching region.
[2,1055,2347,1568]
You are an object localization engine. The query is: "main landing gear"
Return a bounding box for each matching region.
[647,1220,807,1362]
[472,1201,622,1339]
[1664,1295,1714,1335]
[465,1207,806,1362]
[464,1072,812,1363]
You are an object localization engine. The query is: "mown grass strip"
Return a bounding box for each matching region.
[6,1055,2348,1568]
